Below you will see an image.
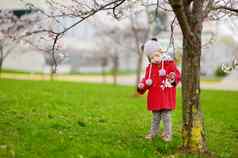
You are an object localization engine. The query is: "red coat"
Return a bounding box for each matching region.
[137,61,181,111]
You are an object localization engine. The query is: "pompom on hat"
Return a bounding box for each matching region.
[143,38,162,57]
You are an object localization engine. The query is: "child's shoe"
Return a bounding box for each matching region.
[160,132,172,142]
[145,133,156,140]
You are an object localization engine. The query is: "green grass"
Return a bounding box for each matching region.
[0,79,237,158]
[1,69,46,75]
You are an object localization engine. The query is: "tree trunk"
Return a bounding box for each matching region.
[50,64,56,80]
[0,57,3,78]
[136,53,143,85]
[181,35,207,153]
[101,57,108,83]
[0,45,3,78]
[112,53,119,85]
[168,0,208,153]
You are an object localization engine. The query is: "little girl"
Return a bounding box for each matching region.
[137,38,181,141]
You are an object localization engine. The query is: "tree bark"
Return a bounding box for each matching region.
[181,36,207,153]
[0,45,3,78]
[50,64,56,81]
[136,52,144,85]
[112,53,119,85]
[101,57,108,83]
[169,0,208,153]
[0,58,3,78]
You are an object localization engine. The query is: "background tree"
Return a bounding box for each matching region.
[94,7,149,86]
[0,10,39,76]
[24,31,67,80]
[128,5,149,88]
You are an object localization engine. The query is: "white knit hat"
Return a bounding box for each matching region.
[143,38,161,56]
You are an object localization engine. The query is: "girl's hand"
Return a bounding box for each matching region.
[138,83,145,89]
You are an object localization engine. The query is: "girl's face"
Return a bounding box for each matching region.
[150,52,162,64]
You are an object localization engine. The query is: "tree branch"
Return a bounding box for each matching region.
[213,5,238,13]
[166,16,176,54]
[203,0,215,19]
[168,0,195,45]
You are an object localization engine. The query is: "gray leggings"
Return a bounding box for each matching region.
[150,110,172,138]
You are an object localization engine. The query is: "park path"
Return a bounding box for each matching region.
[1,73,238,91]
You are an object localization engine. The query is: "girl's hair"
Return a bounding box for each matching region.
[147,56,151,63]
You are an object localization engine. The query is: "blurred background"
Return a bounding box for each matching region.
[1,0,238,88]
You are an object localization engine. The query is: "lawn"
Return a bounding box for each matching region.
[0,79,237,158]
